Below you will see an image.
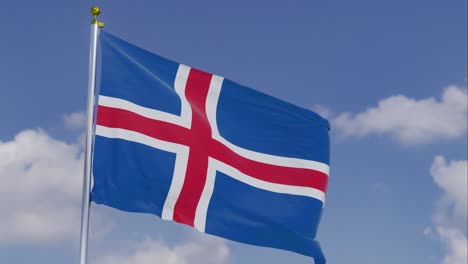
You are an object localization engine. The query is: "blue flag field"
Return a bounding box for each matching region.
[91,31,330,264]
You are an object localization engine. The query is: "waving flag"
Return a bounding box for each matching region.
[91,31,330,264]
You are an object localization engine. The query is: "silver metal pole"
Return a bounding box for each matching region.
[79,6,102,264]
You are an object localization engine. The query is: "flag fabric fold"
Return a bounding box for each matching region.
[91,31,330,264]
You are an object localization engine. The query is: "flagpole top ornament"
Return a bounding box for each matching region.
[90,6,104,28]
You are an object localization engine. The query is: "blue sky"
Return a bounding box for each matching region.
[0,1,466,264]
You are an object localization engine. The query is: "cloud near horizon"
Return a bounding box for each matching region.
[430,156,467,264]
[0,129,83,242]
[97,235,230,264]
[333,85,467,144]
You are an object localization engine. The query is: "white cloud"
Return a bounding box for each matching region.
[431,156,468,226]
[424,227,434,237]
[333,85,468,144]
[430,156,467,264]
[312,104,333,119]
[97,235,230,264]
[0,129,83,242]
[437,227,467,264]
[63,111,86,130]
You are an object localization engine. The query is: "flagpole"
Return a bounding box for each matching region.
[79,6,103,264]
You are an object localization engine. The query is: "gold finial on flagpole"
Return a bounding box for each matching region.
[90,6,104,28]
